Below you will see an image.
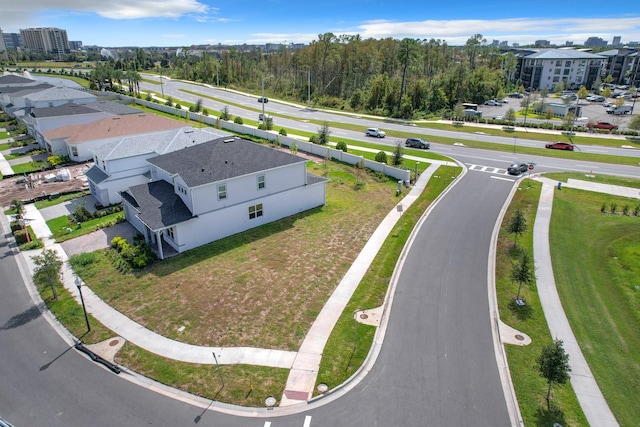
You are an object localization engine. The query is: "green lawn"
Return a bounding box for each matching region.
[496,179,587,426]
[46,212,124,243]
[549,186,640,426]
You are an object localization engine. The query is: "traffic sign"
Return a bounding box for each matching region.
[528,164,534,171]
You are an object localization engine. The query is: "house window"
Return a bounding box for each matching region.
[249,203,263,219]
[554,68,561,75]
[177,185,187,195]
[217,184,227,200]
[167,227,175,240]
[563,69,570,75]
[71,146,78,157]
[257,175,265,190]
[565,61,571,67]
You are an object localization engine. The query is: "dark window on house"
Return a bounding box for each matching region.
[217,184,227,200]
[249,203,263,219]
[257,175,265,190]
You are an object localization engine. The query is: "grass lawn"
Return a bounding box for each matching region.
[34,191,90,209]
[11,161,49,174]
[495,179,587,426]
[0,132,10,140]
[46,212,124,243]
[549,186,640,427]
[71,160,403,351]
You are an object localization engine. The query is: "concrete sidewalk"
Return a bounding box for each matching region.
[9,159,453,387]
[532,177,619,426]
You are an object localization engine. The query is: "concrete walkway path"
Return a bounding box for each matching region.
[532,177,619,427]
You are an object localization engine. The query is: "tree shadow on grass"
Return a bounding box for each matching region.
[535,402,567,427]
[508,298,533,321]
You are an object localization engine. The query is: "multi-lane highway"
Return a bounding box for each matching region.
[2,80,640,426]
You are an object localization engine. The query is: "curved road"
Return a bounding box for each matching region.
[2,80,640,425]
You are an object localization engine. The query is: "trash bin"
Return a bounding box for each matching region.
[557,182,562,190]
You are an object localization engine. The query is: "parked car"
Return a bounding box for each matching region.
[258,113,271,121]
[484,100,499,106]
[587,121,618,130]
[365,128,386,138]
[405,137,430,149]
[493,115,504,120]
[507,163,529,175]
[586,95,605,102]
[508,92,524,98]
[603,101,614,108]
[545,142,575,151]
[561,93,577,101]
[606,105,632,115]
[257,97,269,103]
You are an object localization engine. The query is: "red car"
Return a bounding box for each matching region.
[545,142,575,151]
[587,121,618,130]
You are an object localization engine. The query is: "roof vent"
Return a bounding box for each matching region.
[201,168,205,172]
[223,138,234,143]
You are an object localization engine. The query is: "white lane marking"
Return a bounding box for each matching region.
[264,422,271,427]
[491,176,516,182]
[303,415,312,427]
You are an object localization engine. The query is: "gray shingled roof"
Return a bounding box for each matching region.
[0,75,36,85]
[122,180,194,230]
[524,49,604,60]
[84,101,141,115]
[91,127,230,161]
[85,165,109,184]
[30,103,98,118]
[0,83,53,95]
[25,86,96,102]
[147,137,306,188]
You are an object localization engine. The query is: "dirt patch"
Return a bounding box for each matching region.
[0,162,92,208]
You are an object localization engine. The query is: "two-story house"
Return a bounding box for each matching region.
[120,136,328,259]
[85,126,230,207]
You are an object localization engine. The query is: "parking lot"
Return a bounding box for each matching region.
[478,95,637,130]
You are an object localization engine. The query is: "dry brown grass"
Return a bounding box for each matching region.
[77,160,401,351]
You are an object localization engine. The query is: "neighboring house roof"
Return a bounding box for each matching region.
[42,113,185,143]
[83,100,141,115]
[85,165,109,184]
[0,74,36,85]
[24,86,96,103]
[91,127,230,161]
[122,180,194,230]
[148,136,307,188]
[523,49,604,60]
[0,83,53,95]
[30,103,98,118]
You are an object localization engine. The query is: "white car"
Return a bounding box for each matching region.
[484,100,499,106]
[365,128,386,138]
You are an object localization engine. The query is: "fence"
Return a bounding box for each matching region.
[119,94,411,182]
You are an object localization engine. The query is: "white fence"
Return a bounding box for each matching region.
[121,95,411,182]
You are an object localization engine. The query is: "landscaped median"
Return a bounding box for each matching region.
[496,172,640,427]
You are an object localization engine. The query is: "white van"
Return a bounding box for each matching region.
[606,105,632,115]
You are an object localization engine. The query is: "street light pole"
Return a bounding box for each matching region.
[513,136,518,154]
[75,276,91,333]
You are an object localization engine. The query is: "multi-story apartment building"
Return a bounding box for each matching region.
[19,27,70,56]
[599,48,639,87]
[511,48,605,90]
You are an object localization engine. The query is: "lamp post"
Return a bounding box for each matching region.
[513,135,518,154]
[159,65,164,98]
[75,276,91,332]
[260,75,273,124]
[415,161,420,178]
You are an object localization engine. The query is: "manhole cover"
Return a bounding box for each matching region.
[317,383,328,393]
[515,334,524,341]
[359,313,369,319]
[265,396,277,407]
[109,339,119,347]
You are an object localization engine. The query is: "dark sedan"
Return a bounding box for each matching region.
[507,162,529,175]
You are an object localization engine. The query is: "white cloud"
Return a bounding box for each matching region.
[355,17,640,45]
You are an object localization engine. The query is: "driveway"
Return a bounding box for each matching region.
[60,221,138,257]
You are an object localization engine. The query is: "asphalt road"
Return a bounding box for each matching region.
[2,77,640,426]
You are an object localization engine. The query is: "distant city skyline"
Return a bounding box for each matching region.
[1,0,640,47]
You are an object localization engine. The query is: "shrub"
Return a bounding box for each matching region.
[635,205,640,216]
[234,116,243,125]
[14,229,29,244]
[336,141,348,152]
[601,202,607,213]
[309,135,319,144]
[175,103,182,110]
[69,252,97,268]
[375,151,388,164]
[610,202,617,214]
[279,128,287,136]
[623,205,630,216]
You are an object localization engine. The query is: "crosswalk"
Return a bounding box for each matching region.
[466,163,510,175]
[264,415,312,427]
